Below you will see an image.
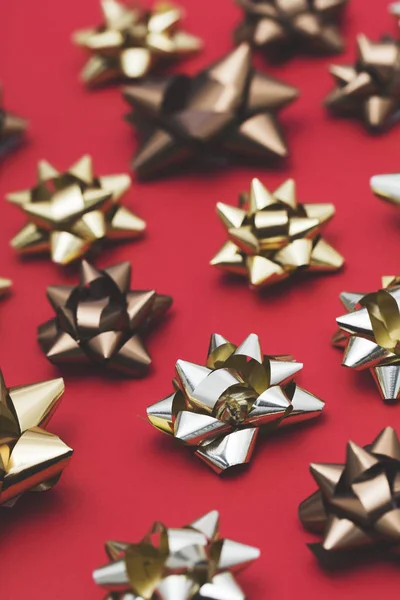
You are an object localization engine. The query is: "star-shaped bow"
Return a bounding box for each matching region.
[235,0,347,59]
[123,42,299,179]
[325,34,400,131]
[93,510,260,600]
[38,260,172,377]
[333,275,400,402]
[299,427,400,567]
[147,333,324,474]
[0,369,72,507]
[7,155,146,265]
[0,86,27,157]
[211,178,344,289]
[73,0,202,87]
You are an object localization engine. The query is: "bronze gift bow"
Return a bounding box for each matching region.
[93,510,260,600]
[325,34,400,131]
[38,260,172,377]
[333,275,400,402]
[299,427,400,568]
[123,42,299,179]
[211,177,344,289]
[73,0,202,87]
[0,86,27,157]
[0,370,72,507]
[7,155,145,266]
[147,333,324,474]
[235,0,347,60]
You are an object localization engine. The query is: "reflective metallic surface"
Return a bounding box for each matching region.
[38,259,172,377]
[0,86,27,158]
[0,277,12,298]
[123,43,299,179]
[147,333,324,474]
[371,171,400,207]
[235,0,347,59]
[333,275,400,402]
[211,177,344,289]
[7,155,146,265]
[73,0,202,86]
[0,369,72,506]
[325,34,400,132]
[93,510,259,599]
[299,427,400,567]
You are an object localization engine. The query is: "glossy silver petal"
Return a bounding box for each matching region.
[195,428,258,474]
[372,364,400,401]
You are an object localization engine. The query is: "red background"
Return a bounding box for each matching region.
[1,0,400,597]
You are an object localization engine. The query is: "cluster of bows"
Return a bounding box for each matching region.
[147,333,324,474]
[0,370,72,507]
[333,275,400,402]
[93,510,260,600]
[7,155,145,265]
[38,260,172,377]
[300,427,400,567]
[73,0,202,86]
[211,178,344,289]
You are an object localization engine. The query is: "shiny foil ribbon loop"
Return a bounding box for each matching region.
[7,155,146,265]
[299,427,400,568]
[0,86,27,158]
[325,34,400,131]
[73,0,202,87]
[0,369,72,507]
[123,42,299,179]
[147,333,325,474]
[211,177,344,289]
[93,510,260,599]
[235,0,347,60]
[333,275,400,402]
[38,260,173,377]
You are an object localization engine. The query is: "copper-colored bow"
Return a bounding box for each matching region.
[7,155,145,265]
[123,42,299,179]
[147,333,324,474]
[210,177,344,289]
[235,0,347,59]
[325,34,400,131]
[0,370,72,507]
[73,0,202,87]
[299,427,400,567]
[93,510,260,600]
[38,260,172,377]
[333,275,400,402]
[0,86,26,157]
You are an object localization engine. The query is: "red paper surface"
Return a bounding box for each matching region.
[1,0,400,597]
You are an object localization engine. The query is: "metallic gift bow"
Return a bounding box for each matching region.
[235,0,347,59]
[299,427,400,567]
[325,34,400,131]
[210,178,344,289]
[123,42,299,179]
[0,370,72,507]
[333,275,400,402]
[38,260,172,377]
[93,510,260,600]
[7,155,145,265]
[73,0,202,87]
[147,333,324,474]
[371,169,400,209]
[0,86,27,157]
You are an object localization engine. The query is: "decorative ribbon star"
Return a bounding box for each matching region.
[73,0,202,86]
[325,34,400,131]
[211,178,344,289]
[147,333,324,474]
[38,260,172,377]
[7,155,145,265]
[235,0,347,59]
[0,86,27,157]
[93,510,260,600]
[300,427,400,568]
[333,274,400,402]
[0,370,72,507]
[123,43,299,179]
